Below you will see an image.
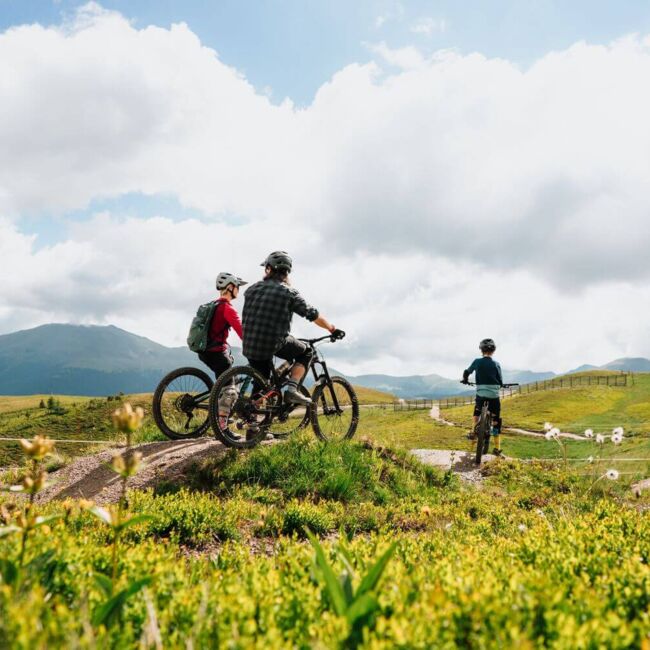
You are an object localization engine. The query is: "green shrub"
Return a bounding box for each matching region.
[189,433,451,504]
[281,501,335,537]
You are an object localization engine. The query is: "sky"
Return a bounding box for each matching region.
[1,0,650,377]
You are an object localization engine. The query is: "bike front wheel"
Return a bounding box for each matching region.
[311,376,359,442]
[208,365,274,449]
[152,367,213,440]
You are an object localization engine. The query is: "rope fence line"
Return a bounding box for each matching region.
[0,437,117,445]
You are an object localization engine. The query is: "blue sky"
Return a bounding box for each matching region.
[3,1,650,373]
[3,0,650,105]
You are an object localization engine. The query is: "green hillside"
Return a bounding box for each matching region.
[0,387,395,467]
[444,372,650,432]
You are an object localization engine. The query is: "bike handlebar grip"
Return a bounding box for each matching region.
[330,329,345,341]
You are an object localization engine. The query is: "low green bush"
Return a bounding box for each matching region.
[188,433,451,504]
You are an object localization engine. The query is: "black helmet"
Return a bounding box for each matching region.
[479,338,496,353]
[261,251,292,272]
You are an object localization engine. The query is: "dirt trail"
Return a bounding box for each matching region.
[38,438,238,505]
[411,448,491,484]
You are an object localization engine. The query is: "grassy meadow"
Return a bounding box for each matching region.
[2,430,650,648]
[1,373,650,647]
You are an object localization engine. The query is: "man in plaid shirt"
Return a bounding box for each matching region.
[242,251,344,406]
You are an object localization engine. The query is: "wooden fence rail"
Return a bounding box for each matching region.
[393,373,631,411]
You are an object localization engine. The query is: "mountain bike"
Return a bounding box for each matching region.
[462,382,518,465]
[208,333,359,449]
[152,366,214,440]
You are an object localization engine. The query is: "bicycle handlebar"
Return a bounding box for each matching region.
[299,332,345,346]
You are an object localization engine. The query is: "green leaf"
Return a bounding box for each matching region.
[94,572,113,598]
[356,542,397,598]
[346,593,379,626]
[305,528,347,616]
[88,506,113,528]
[0,525,20,538]
[92,577,152,628]
[0,559,18,586]
[116,514,154,533]
[33,515,62,528]
[340,571,354,607]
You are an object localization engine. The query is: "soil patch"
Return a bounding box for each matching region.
[37,438,242,505]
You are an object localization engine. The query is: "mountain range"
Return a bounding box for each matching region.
[0,324,642,398]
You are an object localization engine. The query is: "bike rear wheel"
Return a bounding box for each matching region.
[474,404,491,465]
[208,366,274,449]
[311,376,359,442]
[152,367,213,440]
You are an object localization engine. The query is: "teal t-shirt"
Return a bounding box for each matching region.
[465,357,503,398]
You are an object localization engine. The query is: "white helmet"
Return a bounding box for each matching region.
[216,272,247,291]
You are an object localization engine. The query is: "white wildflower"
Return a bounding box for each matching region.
[544,431,554,441]
[612,426,624,436]
[587,456,594,464]
[606,469,619,481]
[543,422,553,432]
[550,427,561,439]
[518,523,527,532]
[596,433,605,444]
[611,432,623,445]
[584,429,594,438]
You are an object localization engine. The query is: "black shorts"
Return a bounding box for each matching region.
[247,336,312,380]
[198,350,233,380]
[474,396,501,419]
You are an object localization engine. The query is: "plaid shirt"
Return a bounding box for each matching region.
[242,279,319,360]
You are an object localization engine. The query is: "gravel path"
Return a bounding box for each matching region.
[411,449,494,484]
[37,438,240,505]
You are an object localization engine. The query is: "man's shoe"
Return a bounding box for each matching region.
[492,448,504,458]
[284,386,312,406]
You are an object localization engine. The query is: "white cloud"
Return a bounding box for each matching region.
[2,7,650,375]
[410,17,448,36]
[2,214,650,377]
[365,41,425,69]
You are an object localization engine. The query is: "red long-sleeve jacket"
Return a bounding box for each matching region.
[207,299,243,352]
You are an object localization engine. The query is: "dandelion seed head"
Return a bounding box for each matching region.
[584,429,594,438]
[596,433,605,444]
[613,426,624,436]
[611,432,623,445]
[606,469,620,481]
[544,422,553,432]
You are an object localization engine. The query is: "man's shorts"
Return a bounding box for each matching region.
[474,396,501,419]
[247,336,312,379]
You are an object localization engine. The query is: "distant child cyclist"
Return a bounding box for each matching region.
[461,338,504,457]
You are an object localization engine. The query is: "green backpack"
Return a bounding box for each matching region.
[187,299,225,353]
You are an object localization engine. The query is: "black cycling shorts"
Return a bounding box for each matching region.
[474,396,501,419]
[247,336,312,380]
[198,350,233,380]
